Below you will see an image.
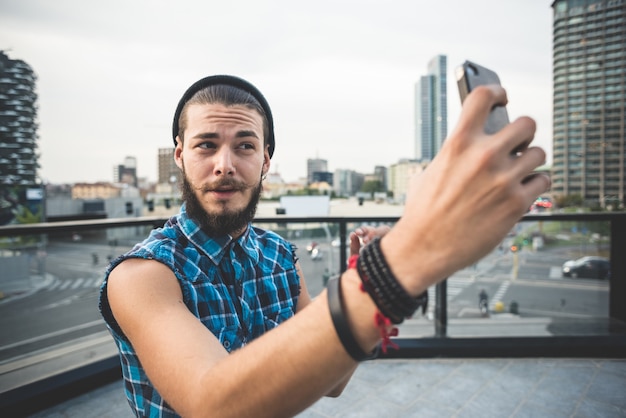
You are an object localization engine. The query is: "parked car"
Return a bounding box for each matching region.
[562,256,610,280]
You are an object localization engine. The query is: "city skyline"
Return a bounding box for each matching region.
[1,1,553,185]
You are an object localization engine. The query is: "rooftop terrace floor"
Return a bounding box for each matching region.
[28,357,626,418]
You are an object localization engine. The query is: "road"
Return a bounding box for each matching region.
[0,240,124,362]
[0,237,609,365]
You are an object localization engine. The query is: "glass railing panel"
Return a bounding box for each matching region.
[0,224,153,388]
[254,219,399,298]
[0,212,624,402]
[417,218,613,338]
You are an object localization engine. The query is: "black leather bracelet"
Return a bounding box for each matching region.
[327,277,377,362]
[357,237,429,324]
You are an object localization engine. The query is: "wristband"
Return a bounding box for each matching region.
[327,277,378,361]
[357,237,429,324]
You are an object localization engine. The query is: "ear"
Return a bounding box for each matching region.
[174,136,184,170]
[262,145,271,176]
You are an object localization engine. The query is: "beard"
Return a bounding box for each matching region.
[181,168,262,237]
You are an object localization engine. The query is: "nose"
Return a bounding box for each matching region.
[213,147,235,177]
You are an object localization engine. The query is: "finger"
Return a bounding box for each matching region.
[361,226,387,245]
[454,85,508,137]
[521,172,551,204]
[513,146,546,181]
[496,116,537,157]
[349,232,361,255]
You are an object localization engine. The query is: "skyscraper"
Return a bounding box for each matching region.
[551,0,625,208]
[114,156,138,187]
[333,169,364,197]
[158,147,180,185]
[306,158,328,185]
[0,51,39,185]
[414,55,447,161]
[373,165,388,191]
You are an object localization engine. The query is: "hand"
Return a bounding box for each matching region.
[383,85,550,295]
[349,225,391,255]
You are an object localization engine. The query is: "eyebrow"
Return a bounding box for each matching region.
[193,130,260,140]
[235,130,260,139]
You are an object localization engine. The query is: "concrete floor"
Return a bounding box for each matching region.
[29,358,626,418]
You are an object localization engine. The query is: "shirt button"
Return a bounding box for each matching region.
[223,340,231,349]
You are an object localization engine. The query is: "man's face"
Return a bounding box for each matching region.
[175,103,270,236]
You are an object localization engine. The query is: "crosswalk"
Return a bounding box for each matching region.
[549,266,563,279]
[424,275,474,319]
[490,280,511,310]
[46,277,104,291]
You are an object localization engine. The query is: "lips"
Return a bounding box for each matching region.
[211,188,237,195]
[207,186,241,200]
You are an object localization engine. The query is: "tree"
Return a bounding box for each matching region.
[360,180,384,194]
[554,193,583,209]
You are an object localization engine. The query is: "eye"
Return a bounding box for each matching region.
[197,141,217,150]
[237,142,255,150]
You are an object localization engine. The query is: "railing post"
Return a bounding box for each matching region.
[339,221,348,274]
[435,279,448,337]
[610,215,626,322]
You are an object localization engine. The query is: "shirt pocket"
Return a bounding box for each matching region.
[255,267,299,331]
[263,306,295,331]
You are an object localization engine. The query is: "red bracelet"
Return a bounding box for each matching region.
[374,312,399,354]
[348,254,359,270]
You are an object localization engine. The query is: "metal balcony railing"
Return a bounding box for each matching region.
[1,211,625,413]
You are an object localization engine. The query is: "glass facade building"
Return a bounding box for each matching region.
[414,55,447,161]
[0,51,39,186]
[306,158,328,185]
[551,0,625,208]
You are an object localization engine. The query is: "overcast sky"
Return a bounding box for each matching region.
[1,0,554,184]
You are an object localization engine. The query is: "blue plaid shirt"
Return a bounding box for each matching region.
[99,204,301,417]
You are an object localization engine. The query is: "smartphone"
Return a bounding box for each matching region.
[456,60,509,134]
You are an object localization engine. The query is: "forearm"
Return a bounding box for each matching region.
[326,367,356,397]
[191,270,379,418]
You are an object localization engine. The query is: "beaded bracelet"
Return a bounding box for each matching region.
[327,276,378,361]
[348,254,400,354]
[357,237,429,324]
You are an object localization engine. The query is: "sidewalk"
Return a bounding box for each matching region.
[28,358,626,417]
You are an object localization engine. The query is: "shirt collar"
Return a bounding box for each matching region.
[177,203,258,265]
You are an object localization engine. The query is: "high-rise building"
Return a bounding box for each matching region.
[415,55,447,161]
[388,159,428,204]
[311,171,333,186]
[306,158,328,185]
[114,156,138,187]
[158,148,181,185]
[373,165,388,191]
[551,0,625,208]
[333,169,364,197]
[0,51,39,185]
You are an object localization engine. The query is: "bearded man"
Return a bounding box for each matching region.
[99,75,549,418]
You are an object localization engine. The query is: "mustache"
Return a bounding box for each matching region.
[194,178,249,193]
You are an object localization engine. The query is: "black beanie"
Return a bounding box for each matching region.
[172,75,275,158]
